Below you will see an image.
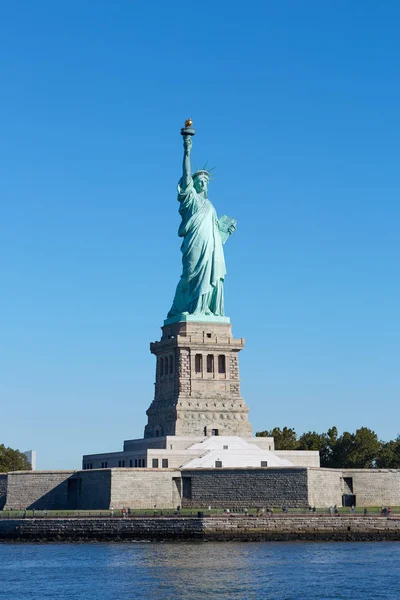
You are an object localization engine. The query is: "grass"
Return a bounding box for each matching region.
[1,507,399,518]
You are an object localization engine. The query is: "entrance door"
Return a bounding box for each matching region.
[342,494,356,507]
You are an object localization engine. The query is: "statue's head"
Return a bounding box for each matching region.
[193,170,210,195]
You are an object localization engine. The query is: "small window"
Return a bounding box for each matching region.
[155,429,160,437]
[164,356,169,375]
[207,333,212,338]
[261,461,268,467]
[122,460,125,468]
[160,357,164,376]
[135,459,138,467]
[129,459,133,467]
[218,355,226,373]
[90,463,93,469]
[152,458,159,468]
[162,459,169,468]
[215,460,222,468]
[195,354,202,373]
[211,429,219,436]
[223,445,228,450]
[104,462,107,468]
[169,355,173,374]
[207,354,214,373]
[101,462,104,468]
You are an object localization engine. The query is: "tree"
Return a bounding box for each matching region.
[347,427,380,468]
[0,445,31,473]
[256,424,399,469]
[256,427,298,450]
[297,431,325,451]
[319,427,339,468]
[376,437,400,468]
[324,427,381,468]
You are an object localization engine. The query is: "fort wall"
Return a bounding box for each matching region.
[0,475,7,510]
[181,468,309,508]
[4,471,74,510]
[343,469,400,507]
[110,469,181,509]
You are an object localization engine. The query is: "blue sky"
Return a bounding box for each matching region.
[1,1,399,469]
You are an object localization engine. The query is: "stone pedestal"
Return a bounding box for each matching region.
[144,321,252,438]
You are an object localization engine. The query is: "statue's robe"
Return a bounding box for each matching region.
[168,178,226,317]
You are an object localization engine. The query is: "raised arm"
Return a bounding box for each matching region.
[181,135,192,189]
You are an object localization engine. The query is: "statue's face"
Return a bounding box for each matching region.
[194,176,208,194]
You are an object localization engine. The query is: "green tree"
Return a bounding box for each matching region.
[376,437,400,468]
[256,424,392,469]
[0,445,31,473]
[319,427,339,467]
[256,427,298,450]
[349,427,380,468]
[297,431,325,451]
[330,427,380,468]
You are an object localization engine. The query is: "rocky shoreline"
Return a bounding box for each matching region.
[1,515,400,542]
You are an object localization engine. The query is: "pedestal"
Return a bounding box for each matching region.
[144,321,252,438]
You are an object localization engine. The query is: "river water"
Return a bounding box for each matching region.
[0,541,399,599]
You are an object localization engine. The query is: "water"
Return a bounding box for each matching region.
[0,542,399,599]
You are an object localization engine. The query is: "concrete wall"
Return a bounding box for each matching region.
[0,474,7,509]
[344,469,400,507]
[110,469,181,509]
[4,471,75,510]
[181,467,309,508]
[247,437,275,451]
[275,451,320,467]
[307,468,343,507]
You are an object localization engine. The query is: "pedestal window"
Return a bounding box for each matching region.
[195,354,202,373]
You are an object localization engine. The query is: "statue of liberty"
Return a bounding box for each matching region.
[166,120,237,323]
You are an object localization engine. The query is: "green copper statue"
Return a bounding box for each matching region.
[166,120,237,325]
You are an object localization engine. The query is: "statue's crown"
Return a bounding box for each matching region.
[193,170,210,181]
[193,163,215,181]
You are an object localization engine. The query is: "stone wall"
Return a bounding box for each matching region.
[4,471,75,510]
[181,468,309,508]
[110,469,181,509]
[69,470,112,510]
[344,469,400,507]
[3,467,399,512]
[307,468,343,507]
[1,515,400,542]
[0,474,7,509]
[307,468,400,507]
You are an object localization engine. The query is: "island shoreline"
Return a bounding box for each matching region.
[1,516,400,542]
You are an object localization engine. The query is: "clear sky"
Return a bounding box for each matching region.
[1,1,399,469]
